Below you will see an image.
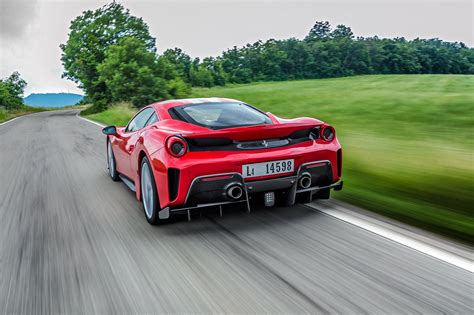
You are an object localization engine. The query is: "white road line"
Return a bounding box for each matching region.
[306,203,473,272]
[76,114,105,128]
[0,116,21,127]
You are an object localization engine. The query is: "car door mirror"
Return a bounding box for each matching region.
[102,126,117,135]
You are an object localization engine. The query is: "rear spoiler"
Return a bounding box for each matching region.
[183,122,322,141]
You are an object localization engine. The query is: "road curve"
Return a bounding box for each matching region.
[0,110,472,314]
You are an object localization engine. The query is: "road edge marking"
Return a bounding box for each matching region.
[0,116,21,127]
[306,203,474,272]
[76,113,105,128]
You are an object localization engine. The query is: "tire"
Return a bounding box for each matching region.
[140,157,165,225]
[107,139,119,181]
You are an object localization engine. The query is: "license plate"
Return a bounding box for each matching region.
[242,159,294,178]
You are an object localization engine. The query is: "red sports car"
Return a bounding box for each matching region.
[102,98,343,224]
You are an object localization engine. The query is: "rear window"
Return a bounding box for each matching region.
[170,102,272,129]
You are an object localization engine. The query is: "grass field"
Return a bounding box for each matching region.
[0,106,48,123]
[86,75,474,243]
[84,102,137,126]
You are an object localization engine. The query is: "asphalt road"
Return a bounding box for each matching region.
[0,110,472,314]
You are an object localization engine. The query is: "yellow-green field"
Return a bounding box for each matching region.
[86,75,474,243]
[84,102,137,126]
[0,106,47,123]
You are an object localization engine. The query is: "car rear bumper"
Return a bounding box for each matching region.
[161,160,343,218]
[162,179,343,219]
[150,139,342,209]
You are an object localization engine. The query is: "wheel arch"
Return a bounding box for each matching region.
[136,150,148,201]
[136,149,164,205]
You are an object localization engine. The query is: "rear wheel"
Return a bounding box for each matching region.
[107,140,119,181]
[140,157,165,225]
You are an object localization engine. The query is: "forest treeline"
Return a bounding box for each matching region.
[59,3,473,113]
[165,21,473,87]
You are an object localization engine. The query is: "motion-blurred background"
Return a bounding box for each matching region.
[1,0,473,243]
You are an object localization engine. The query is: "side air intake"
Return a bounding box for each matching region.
[168,168,180,201]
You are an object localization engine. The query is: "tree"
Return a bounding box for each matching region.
[160,48,193,82]
[0,83,18,109]
[331,25,353,40]
[305,21,332,41]
[211,21,473,83]
[97,37,169,108]
[201,57,227,86]
[60,2,155,109]
[220,46,254,83]
[188,58,213,87]
[259,39,287,80]
[0,72,27,110]
[279,38,312,79]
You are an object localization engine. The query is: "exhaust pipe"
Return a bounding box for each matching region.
[298,174,312,189]
[227,184,243,200]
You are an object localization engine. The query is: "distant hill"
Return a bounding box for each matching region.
[23,93,84,108]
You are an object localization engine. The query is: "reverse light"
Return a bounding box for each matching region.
[321,125,335,142]
[166,136,188,157]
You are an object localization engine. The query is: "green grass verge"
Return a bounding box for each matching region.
[83,102,136,126]
[85,75,474,243]
[0,106,49,123]
[192,75,474,243]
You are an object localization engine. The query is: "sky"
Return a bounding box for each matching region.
[0,0,472,95]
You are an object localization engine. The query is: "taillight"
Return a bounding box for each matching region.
[320,125,335,142]
[166,136,188,157]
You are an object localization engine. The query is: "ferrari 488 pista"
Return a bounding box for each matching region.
[102,98,343,224]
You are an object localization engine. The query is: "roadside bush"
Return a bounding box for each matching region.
[167,78,191,98]
[81,99,108,115]
[0,72,27,110]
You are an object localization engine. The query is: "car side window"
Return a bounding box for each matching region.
[145,112,158,126]
[126,108,155,132]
